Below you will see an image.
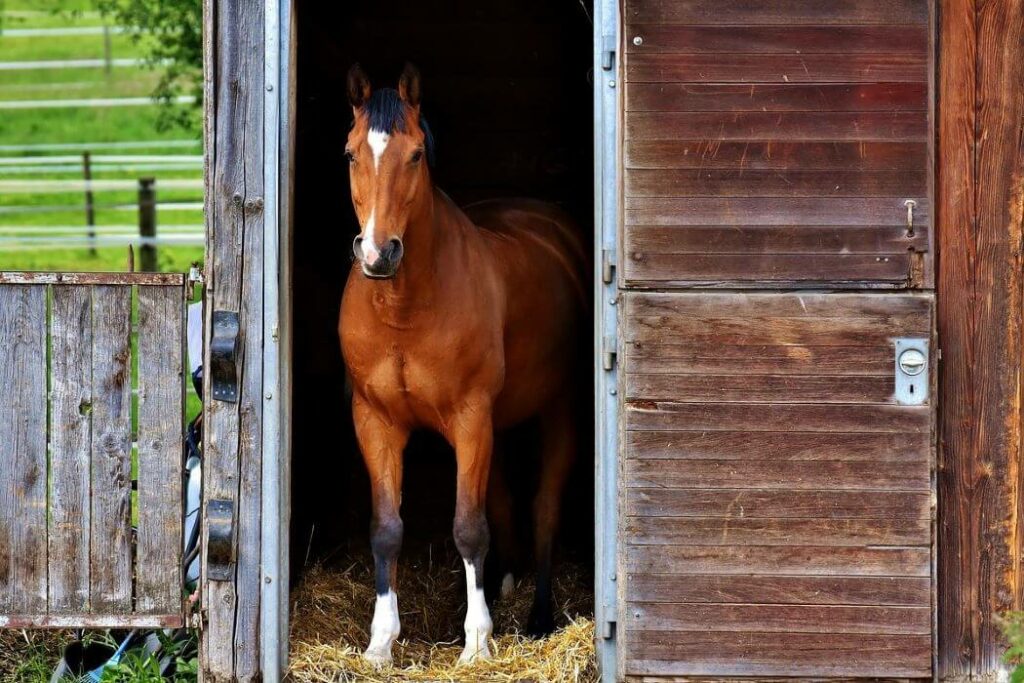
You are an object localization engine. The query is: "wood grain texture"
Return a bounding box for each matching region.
[624,140,928,169]
[89,285,133,614]
[625,225,928,254]
[626,0,928,25]
[624,25,929,55]
[626,169,926,196]
[135,286,185,615]
[625,196,931,226]
[627,54,927,84]
[48,286,93,613]
[937,0,1024,676]
[0,285,48,614]
[626,516,932,546]
[618,291,935,678]
[627,574,932,606]
[201,0,264,678]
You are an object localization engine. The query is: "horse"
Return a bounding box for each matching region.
[338,63,586,665]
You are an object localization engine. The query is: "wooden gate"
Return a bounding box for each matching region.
[614,0,936,679]
[0,272,187,628]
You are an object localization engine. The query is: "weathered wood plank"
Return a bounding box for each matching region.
[625,488,931,520]
[89,285,133,614]
[624,140,928,169]
[624,430,930,461]
[48,285,93,613]
[625,373,896,404]
[937,0,1024,676]
[624,343,895,375]
[624,225,928,254]
[627,170,925,198]
[627,54,927,84]
[624,253,912,287]
[625,196,931,226]
[627,574,932,606]
[624,25,928,55]
[625,545,931,576]
[0,272,184,286]
[0,284,48,614]
[135,286,184,615]
[626,516,931,547]
[624,290,933,318]
[624,458,928,491]
[625,402,931,433]
[626,112,928,143]
[625,632,931,678]
[627,603,931,634]
[202,0,265,676]
[626,0,928,24]
[625,312,929,346]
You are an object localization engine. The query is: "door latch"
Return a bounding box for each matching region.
[894,338,929,405]
[210,310,240,403]
[205,498,236,581]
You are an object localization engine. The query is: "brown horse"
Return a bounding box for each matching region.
[338,64,585,664]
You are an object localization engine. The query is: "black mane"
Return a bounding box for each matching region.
[363,88,435,166]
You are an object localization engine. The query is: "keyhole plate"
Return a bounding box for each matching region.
[894,338,929,406]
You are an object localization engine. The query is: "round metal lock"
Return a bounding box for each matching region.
[898,348,926,376]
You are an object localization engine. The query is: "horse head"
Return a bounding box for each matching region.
[346,63,434,279]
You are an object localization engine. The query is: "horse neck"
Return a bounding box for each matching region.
[365,187,472,319]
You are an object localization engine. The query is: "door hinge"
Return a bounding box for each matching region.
[602,619,617,640]
[602,248,616,284]
[210,310,240,403]
[603,334,617,371]
[205,498,236,582]
[601,34,616,71]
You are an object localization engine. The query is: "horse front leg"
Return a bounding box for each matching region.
[450,400,495,663]
[353,394,409,666]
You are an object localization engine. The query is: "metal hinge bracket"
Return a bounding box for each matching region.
[603,334,617,371]
[205,498,236,582]
[210,310,240,403]
[602,248,616,284]
[601,34,616,71]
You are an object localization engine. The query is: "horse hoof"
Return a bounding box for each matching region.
[363,648,393,667]
[526,609,555,638]
[458,644,492,664]
[500,573,515,600]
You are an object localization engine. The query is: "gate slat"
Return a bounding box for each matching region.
[89,285,133,614]
[135,286,184,614]
[0,285,48,614]
[49,285,93,613]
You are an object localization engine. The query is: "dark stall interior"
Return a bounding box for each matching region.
[290,0,595,606]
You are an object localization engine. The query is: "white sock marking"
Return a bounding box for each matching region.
[364,589,400,665]
[459,560,493,663]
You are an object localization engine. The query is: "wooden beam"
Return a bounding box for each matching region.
[937,0,1024,676]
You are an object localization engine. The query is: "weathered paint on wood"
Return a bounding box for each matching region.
[622,0,933,288]
[48,286,93,613]
[618,292,935,679]
[937,0,1024,676]
[201,0,265,678]
[0,272,184,286]
[1,281,186,628]
[89,285,133,614]
[0,285,48,614]
[136,286,185,614]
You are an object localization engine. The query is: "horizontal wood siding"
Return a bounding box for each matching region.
[0,280,186,628]
[622,0,933,288]
[618,292,935,679]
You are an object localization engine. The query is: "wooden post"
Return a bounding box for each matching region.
[938,0,1024,677]
[82,152,96,256]
[138,178,157,272]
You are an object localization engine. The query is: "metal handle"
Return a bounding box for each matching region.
[210,310,240,403]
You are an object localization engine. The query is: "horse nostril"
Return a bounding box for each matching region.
[387,238,404,263]
[352,236,363,259]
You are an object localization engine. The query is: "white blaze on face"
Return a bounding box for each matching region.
[364,589,400,665]
[459,560,493,663]
[359,129,390,269]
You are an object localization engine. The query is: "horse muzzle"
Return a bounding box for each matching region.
[354,236,404,279]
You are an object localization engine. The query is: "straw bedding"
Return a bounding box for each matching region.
[288,548,597,682]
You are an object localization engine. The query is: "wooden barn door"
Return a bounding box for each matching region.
[613,0,936,679]
[0,272,188,629]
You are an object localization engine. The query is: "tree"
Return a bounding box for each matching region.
[96,0,203,134]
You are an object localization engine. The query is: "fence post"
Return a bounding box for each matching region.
[82,151,96,256]
[138,178,157,272]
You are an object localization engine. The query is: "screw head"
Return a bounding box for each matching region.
[633,36,643,45]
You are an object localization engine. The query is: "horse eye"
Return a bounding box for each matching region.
[344,150,355,163]
[410,149,424,164]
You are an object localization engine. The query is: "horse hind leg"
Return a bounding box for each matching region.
[527,399,576,637]
[485,441,519,604]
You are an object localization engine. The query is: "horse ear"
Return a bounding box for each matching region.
[347,63,371,109]
[398,63,421,108]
